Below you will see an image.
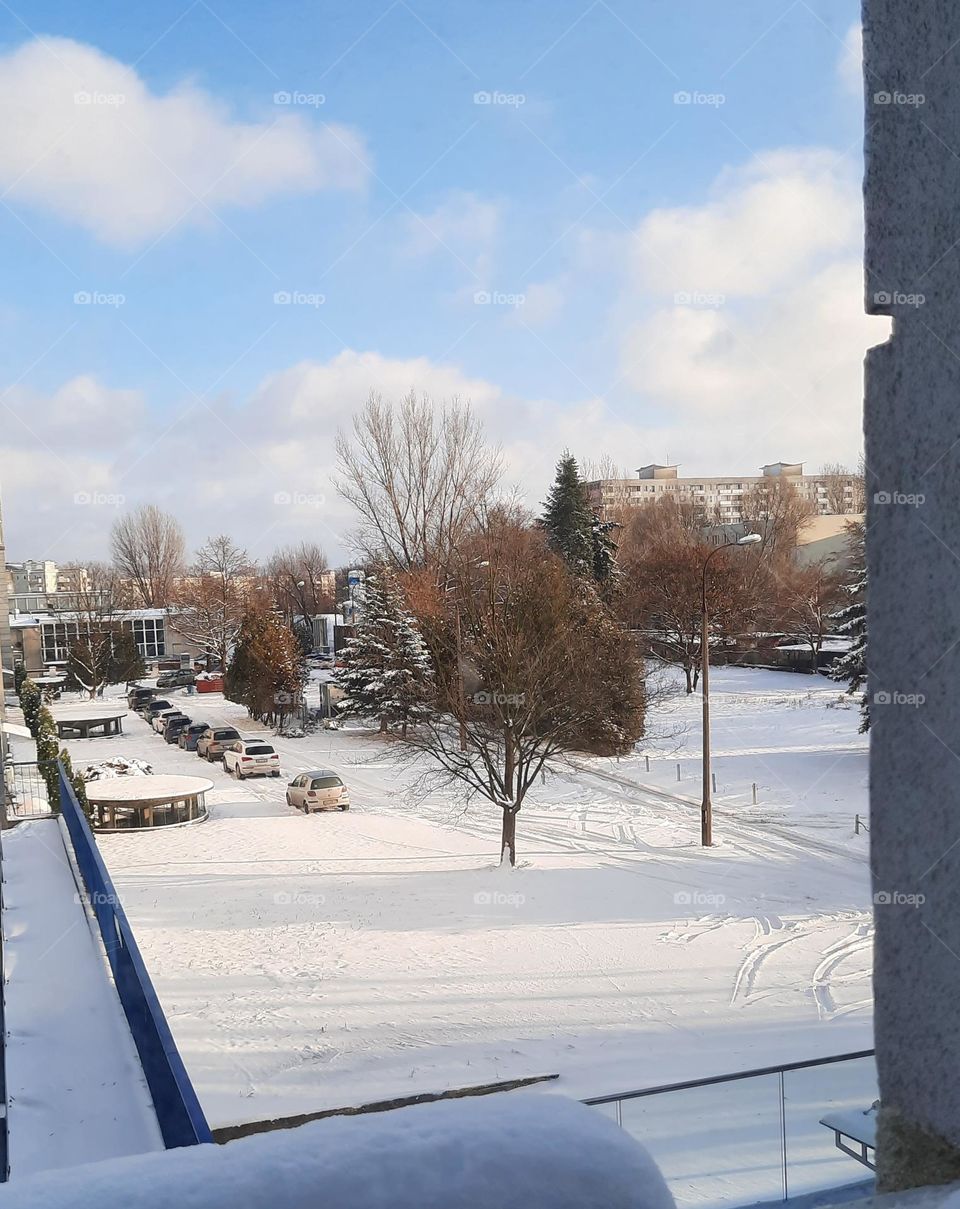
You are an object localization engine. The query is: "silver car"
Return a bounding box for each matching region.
[286,770,350,812]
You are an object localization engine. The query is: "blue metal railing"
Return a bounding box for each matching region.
[56,761,212,1149]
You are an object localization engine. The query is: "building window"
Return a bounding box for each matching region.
[131,617,165,658]
[41,622,76,663]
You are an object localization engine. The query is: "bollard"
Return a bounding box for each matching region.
[676,763,681,782]
[645,755,650,772]
[752,783,758,804]
[712,772,717,794]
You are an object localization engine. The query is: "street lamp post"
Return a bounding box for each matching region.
[700,532,762,846]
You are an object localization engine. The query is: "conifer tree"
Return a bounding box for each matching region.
[18,677,42,736]
[336,567,434,734]
[226,610,305,727]
[590,512,620,583]
[541,453,594,576]
[542,452,621,583]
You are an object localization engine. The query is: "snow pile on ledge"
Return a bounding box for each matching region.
[78,756,153,781]
[0,1093,674,1209]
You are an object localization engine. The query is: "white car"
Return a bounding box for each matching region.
[223,739,282,779]
[153,709,186,734]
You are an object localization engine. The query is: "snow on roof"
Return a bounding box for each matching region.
[0,1092,674,1209]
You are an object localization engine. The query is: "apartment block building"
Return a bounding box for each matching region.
[586,461,863,523]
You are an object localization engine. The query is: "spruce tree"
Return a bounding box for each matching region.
[541,453,595,576]
[830,522,868,732]
[336,567,434,734]
[590,512,620,583]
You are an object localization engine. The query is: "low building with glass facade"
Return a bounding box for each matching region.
[9,608,203,678]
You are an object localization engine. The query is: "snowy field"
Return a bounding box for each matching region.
[28,666,874,1206]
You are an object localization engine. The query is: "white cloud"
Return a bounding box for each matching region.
[403,190,500,281]
[614,147,887,471]
[514,277,567,327]
[1,354,511,563]
[631,149,859,298]
[838,24,863,97]
[0,38,369,247]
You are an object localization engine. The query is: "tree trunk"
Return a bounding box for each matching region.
[500,806,517,867]
[684,664,693,694]
[379,715,388,734]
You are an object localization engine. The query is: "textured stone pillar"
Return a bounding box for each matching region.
[0,499,11,724]
[865,1,960,1192]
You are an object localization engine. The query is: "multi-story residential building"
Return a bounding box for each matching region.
[6,559,59,595]
[586,461,863,523]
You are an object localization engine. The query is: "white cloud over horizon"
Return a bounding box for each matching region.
[0,37,369,247]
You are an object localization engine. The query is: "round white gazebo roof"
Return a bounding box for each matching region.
[52,703,128,725]
[86,774,214,809]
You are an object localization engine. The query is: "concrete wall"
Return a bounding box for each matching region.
[864,1,960,1190]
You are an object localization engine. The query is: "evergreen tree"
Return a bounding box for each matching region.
[18,677,42,736]
[59,746,91,821]
[590,512,620,583]
[225,610,305,727]
[542,452,621,584]
[541,453,595,576]
[109,627,146,685]
[830,522,868,732]
[13,664,25,695]
[336,567,434,734]
[35,706,62,810]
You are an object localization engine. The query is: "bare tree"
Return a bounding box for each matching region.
[110,505,185,606]
[265,542,333,624]
[172,535,253,671]
[59,563,144,697]
[773,558,847,673]
[739,477,815,566]
[404,519,645,865]
[335,391,502,571]
[819,462,865,515]
[619,505,774,693]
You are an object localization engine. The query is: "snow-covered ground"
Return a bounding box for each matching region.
[18,666,874,1205]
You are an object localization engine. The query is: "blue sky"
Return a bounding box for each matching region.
[0,0,879,563]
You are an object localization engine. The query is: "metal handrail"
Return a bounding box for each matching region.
[583,1048,877,1203]
[582,1048,876,1105]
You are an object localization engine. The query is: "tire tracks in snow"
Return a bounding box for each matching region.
[811,924,873,1020]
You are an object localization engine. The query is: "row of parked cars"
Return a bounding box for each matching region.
[125,683,351,809]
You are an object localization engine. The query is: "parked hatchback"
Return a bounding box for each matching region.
[286,770,350,812]
[141,698,173,721]
[178,722,208,752]
[196,726,241,761]
[223,740,281,779]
